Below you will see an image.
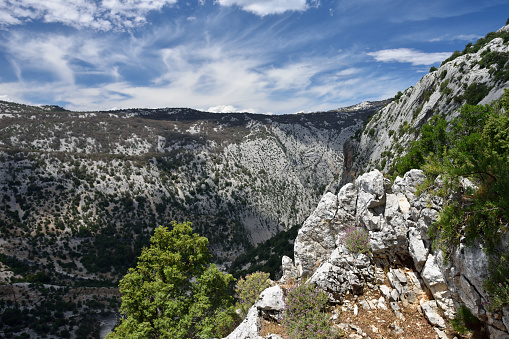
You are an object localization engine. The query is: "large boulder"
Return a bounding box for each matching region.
[225,305,262,339]
[256,285,284,312]
[309,246,374,302]
[355,170,386,231]
[294,192,338,277]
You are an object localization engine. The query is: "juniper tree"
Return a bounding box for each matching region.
[107,221,237,339]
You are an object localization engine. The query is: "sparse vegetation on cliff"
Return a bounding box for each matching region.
[390,90,509,311]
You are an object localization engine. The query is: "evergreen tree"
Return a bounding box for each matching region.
[107,221,237,339]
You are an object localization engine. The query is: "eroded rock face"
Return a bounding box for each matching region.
[280,255,299,283]
[293,192,339,278]
[290,169,508,336]
[225,304,262,339]
[308,246,374,302]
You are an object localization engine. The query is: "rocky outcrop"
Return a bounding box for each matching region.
[291,169,508,336]
[225,285,285,339]
[308,246,374,302]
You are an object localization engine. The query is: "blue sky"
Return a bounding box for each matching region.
[0,0,508,114]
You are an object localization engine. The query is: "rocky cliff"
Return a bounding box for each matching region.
[354,25,509,175]
[227,169,508,338]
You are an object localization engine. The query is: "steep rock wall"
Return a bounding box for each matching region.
[354,25,509,174]
[292,169,508,337]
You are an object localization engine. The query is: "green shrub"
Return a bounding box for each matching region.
[483,248,509,311]
[451,305,481,334]
[339,224,370,254]
[107,222,237,339]
[234,271,271,317]
[283,283,335,339]
[393,91,404,101]
[464,82,491,105]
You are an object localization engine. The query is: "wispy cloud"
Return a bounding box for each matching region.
[0,25,403,114]
[429,34,483,42]
[216,0,310,16]
[367,48,452,66]
[0,0,178,30]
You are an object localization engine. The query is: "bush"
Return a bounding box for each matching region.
[483,248,509,311]
[451,305,481,334]
[283,283,335,339]
[107,222,237,339]
[339,224,370,254]
[464,82,491,105]
[235,271,271,317]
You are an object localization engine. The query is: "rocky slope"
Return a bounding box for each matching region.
[353,25,509,174]
[227,169,507,338]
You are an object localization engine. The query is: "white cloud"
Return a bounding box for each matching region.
[216,0,309,16]
[429,34,482,42]
[207,105,256,113]
[0,0,178,30]
[0,21,415,114]
[2,31,130,87]
[367,48,452,66]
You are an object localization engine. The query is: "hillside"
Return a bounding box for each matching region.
[353,25,509,176]
[0,100,387,337]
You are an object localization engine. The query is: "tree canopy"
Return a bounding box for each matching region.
[107,221,236,339]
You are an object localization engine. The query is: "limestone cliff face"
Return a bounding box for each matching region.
[224,169,508,338]
[291,169,508,338]
[354,25,509,174]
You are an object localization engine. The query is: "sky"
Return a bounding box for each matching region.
[0,1,508,114]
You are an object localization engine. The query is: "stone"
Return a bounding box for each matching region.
[434,328,448,339]
[421,300,446,328]
[392,268,407,284]
[349,323,362,334]
[294,192,339,277]
[487,325,509,339]
[379,285,392,301]
[420,208,439,227]
[255,285,284,312]
[405,290,417,304]
[309,248,374,301]
[384,193,399,220]
[390,301,400,312]
[503,307,509,333]
[337,183,357,215]
[280,256,299,282]
[421,254,448,295]
[377,297,388,310]
[264,335,282,339]
[391,169,425,200]
[397,194,411,214]
[355,169,385,208]
[390,289,399,302]
[387,271,404,295]
[408,227,429,272]
[225,304,262,339]
[457,275,482,315]
[359,299,370,310]
[389,322,404,335]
